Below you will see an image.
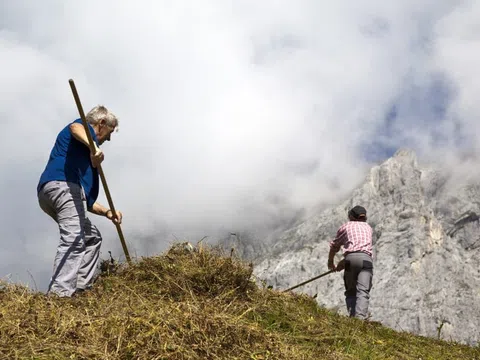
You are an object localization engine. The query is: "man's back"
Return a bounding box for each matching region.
[37,119,99,208]
[330,221,373,257]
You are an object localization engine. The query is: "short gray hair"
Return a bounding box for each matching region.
[86,105,119,130]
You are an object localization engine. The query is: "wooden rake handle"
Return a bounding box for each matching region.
[68,79,132,264]
[282,269,334,293]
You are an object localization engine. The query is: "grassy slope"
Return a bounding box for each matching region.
[0,243,478,360]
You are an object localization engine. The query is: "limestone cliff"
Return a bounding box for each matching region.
[225,149,480,345]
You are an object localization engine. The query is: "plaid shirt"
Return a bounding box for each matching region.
[329,221,373,257]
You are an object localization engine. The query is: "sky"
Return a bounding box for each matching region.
[1,0,480,291]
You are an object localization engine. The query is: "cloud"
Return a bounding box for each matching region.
[0,0,478,290]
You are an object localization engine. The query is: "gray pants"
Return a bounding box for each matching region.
[38,180,102,297]
[343,252,373,319]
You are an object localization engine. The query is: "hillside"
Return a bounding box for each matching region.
[0,243,478,359]
[223,149,480,345]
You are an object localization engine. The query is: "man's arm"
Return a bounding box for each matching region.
[69,122,104,167]
[88,202,123,224]
[327,247,337,270]
[327,226,346,270]
[88,201,110,217]
[70,122,97,148]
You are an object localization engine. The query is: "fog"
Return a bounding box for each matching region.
[1,1,478,290]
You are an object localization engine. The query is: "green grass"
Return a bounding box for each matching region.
[0,242,478,359]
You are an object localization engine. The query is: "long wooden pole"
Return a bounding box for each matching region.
[68,79,132,264]
[282,270,334,292]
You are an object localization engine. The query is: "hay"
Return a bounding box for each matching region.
[0,243,283,359]
[0,242,478,360]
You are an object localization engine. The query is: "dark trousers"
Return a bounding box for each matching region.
[343,252,373,319]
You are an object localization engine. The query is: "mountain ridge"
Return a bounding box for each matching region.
[224,148,480,345]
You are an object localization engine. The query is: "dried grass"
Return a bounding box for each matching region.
[0,242,478,360]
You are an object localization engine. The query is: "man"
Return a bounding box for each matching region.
[37,105,123,297]
[327,205,374,320]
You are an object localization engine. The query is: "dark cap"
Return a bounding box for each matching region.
[349,205,367,219]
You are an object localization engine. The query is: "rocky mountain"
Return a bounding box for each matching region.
[224,149,480,346]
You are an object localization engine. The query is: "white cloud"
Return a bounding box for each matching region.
[0,0,478,290]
